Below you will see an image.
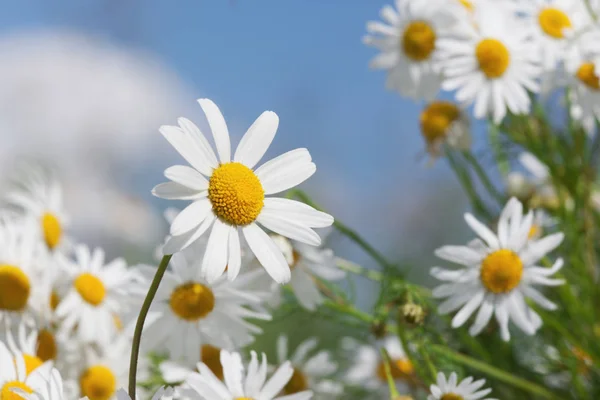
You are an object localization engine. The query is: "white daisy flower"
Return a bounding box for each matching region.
[5,165,70,253]
[343,336,415,394]
[11,367,70,400]
[428,372,496,400]
[431,197,565,341]
[271,235,345,311]
[139,252,271,366]
[185,349,313,400]
[436,2,541,123]
[363,0,460,100]
[55,245,145,344]
[506,152,560,208]
[419,100,470,160]
[527,209,555,241]
[0,218,51,327]
[152,99,333,284]
[0,340,55,400]
[564,28,600,135]
[275,335,342,398]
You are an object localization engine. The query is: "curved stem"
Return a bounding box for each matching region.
[380,348,400,398]
[128,255,172,399]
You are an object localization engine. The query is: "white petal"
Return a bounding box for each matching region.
[162,214,216,254]
[170,199,212,236]
[451,290,484,328]
[469,296,494,336]
[262,198,333,228]
[257,213,321,246]
[234,111,279,168]
[259,361,294,399]
[255,149,316,195]
[198,99,231,163]
[160,124,216,176]
[202,220,230,283]
[242,223,291,283]
[494,297,511,341]
[435,245,484,266]
[521,233,564,265]
[227,228,242,281]
[152,182,204,200]
[290,269,324,311]
[164,165,209,190]
[464,213,500,249]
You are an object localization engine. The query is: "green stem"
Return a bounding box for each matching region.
[380,348,401,398]
[489,121,510,178]
[335,257,383,281]
[128,255,172,399]
[429,345,560,400]
[446,150,493,220]
[462,150,505,205]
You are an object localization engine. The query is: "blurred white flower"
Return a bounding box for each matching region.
[419,101,470,160]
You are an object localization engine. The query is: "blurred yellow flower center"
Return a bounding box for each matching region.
[0,265,30,311]
[376,358,414,381]
[420,101,461,143]
[208,162,264,226]
[441,394,464,400]
[402,21,436,61]
[79,365,116,400]
[36,329,58,362]
[576,62,600,90]
[234,398,253,400]
[538,8,571,39]
[74,273,106,306]
[1,381,33,400]
[480,249,523,293]
[170,282,215,321]
[21,355,43,375]
[113,314,123,331]
[528,224,540,239]
[201,344,224,380]
[283,368,309,394]
[476,39,510,79]
[41,212,62,250]
[50,291,60,310]
[458,0,473,11]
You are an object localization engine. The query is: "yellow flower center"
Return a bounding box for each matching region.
[36,329,58,362]
[201,344,224,380]
[528,224,540,239]
[234,398,253,400]
[420,101,462,143]
[283,368,309,394]
[50,291,60,310]
[458,0,473,11]
[41,212,62,250]
[20,355,43,375]
[441,394,464,400]
[0,265,31,311]
[79,365,117,400]
[402,21,436,61]
[376,358,414,381]
[538,8,571,39]
[1,381,33,400]
[208,162,264,226]
[576,62,600,90]
[169,282,215,321]
[480,249,523,294]
[74,273,106,306]
[475,39,510,79]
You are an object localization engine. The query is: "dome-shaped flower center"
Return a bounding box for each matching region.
[1,381,33,400]
[420,101,462,143]
[0,265,30,311]
[74,273,106,306]
[475,39,510,79]
[41,212,62,250]
[50,291,60,310]
[283,368,309,394]
[441,394,464,400]
[376,358,414,381]
[36,329,57,362]
[402,21,436,61]
[201,344,224,380]
[208,162,264,226]
[170,282,215,321]
[80,365,117,400]
[538,8,571,39]
[576,62,600,90]
[480,249,523,294]
[20,355,43,375]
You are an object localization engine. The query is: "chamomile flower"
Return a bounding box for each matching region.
[275,335,342,398]
[3,323,59,377]
[0,340,54,400]
[271,235,345,311]
[153,99,333,284]
[506,152,561,208]
[436,2,541,123]
[11,367,69,400]
[5,166,70,252]
[431,197,565,341]
[428,372,496,400]
[343,336,416,394]
[0,218,51,327]
[185,349,313,400]
[419,101,470,160]
[363,0,460,100]
[55,245,145,344]
[564,28,600,135]
[139,252,271,365]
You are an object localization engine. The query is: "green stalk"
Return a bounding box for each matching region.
[380,348,401,398]
[462,150,505,205]
[128,255,172,399]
